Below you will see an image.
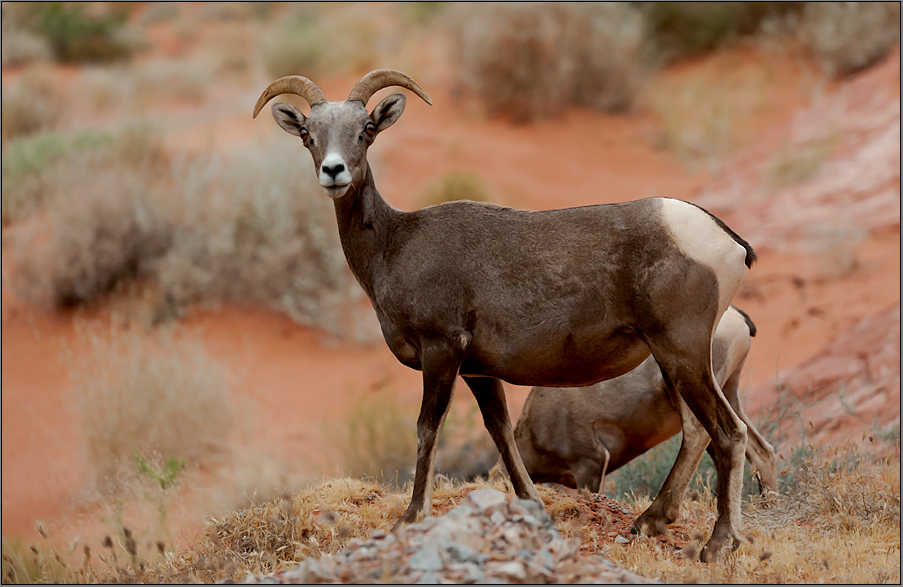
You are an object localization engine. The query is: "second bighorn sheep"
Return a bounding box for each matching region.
[254,69,756,561]
[500,305,777,496]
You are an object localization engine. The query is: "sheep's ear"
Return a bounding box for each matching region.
[370,92,406,135]
[271,102,307,137]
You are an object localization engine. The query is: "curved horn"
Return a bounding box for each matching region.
[347,69,433,107]
[252,76,327,119]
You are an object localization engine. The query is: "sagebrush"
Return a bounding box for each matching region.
[449,2,648,121]
[65,320,233,488]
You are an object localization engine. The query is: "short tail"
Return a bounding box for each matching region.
[731,305,757,337]
[692,203,757,268]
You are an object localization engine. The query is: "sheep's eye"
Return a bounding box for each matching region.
[365,123,376,137]
[299,128,309,140]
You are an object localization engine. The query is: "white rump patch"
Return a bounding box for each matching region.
[659,198,748,319]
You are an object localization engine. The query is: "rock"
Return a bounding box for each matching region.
[615,534,630,544]
[466,487,508,512]
[230,488,657,584]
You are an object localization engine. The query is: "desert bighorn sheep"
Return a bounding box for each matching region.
[500,305,777,498]
[253,69,757,561]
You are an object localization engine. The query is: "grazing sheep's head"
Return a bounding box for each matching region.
[253,70,432,199]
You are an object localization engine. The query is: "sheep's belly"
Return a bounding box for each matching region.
[460,329,651,388]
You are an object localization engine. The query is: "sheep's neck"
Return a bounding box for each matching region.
[333,164,399,299]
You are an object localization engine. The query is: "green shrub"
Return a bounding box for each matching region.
[14,2,135,64]
[0,15,52,67]
[799,2,901,77]
[449,2,648,121]
[639,2,802,63]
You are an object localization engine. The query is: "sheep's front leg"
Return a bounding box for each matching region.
[393,346,460,530]
[463,376,543,504]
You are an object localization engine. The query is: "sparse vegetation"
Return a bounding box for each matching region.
[65,320,233,488]
[6,2,137,64]
[261,4,382,80]
[638,2,803,63]
[332,388,498,486]
[799,2,901,77]
[449,2,648,121]
[0,66,65,144]
[420,170,492,207]
[6,133,370,337]
[2,5,899,585]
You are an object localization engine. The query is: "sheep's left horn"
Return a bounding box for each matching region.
[253,76,327,118]
[347,69,433,107]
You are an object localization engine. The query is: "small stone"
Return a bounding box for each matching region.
[465,488,508,513]
[615,534,630,544]
[371,529,388,540]
[446,543,478,563]
[408,546,443,572]
[496,561,527,581]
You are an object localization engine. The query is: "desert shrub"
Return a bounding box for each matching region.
[420,170,492,207]
[333,388,499,486]
[10,2,135,64]
[798,2,901,77]
[153,142,369,338]
[66,321,233,488]
[0,65,65,144]
[333,390,417,483]
[449,2,647,121]
[638,2,802,63]
[132,58,211,105]
[262,4,381,80]
[2,123,166,225]
[7,133,369,337]
[0,6,52,67]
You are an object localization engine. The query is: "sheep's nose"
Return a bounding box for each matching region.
[322,162,345,178]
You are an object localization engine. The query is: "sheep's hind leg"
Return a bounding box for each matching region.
[645,342,748,562]
[632,398,709,534]
[463,376,543,505]
[393,345,460,531]
[722,364,778,494]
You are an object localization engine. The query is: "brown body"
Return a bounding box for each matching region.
[254,70,757,561]
[507,306,777,493]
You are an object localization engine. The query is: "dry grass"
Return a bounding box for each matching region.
[3,442,897,584]
[448,2,648,122]
[330,387,499,486]
[64,320,233,489]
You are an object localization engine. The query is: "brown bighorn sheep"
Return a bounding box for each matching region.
[499,305,777,498]
[253,69,756,561]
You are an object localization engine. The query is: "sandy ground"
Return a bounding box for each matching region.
[2,31,899,553]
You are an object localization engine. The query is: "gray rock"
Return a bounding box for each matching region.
[465,487,508,512]
[408,545,443,572]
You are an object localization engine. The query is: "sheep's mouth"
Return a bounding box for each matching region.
[322,184,350,198]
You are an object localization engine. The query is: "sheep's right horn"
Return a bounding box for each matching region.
[253,76,327,118]
[348,69,433,107]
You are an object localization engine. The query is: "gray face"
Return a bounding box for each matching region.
[270,93,407,199]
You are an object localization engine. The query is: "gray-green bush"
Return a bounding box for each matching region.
[799,2,901,77]
[67,321,233,488]
[449,2,648,121]
[6,128,369,338]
